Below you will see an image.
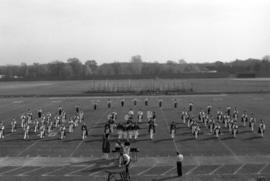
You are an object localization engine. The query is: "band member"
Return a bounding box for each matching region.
[159,99,163,108]
[34,119,39,133]
[128,109,134,120]
[258,119,266,137]
[214,123,221,138]
[104,123,111,136]
[107,99,112,109]
[59,124,66,140]
[24,123,30,140]
[181,108,187,124]
[40,124,46,139]
[81,123,88,140]
[144,98,148,106]
[193,123,200,139]
[75,105,80,114]
[216,110,223,123]
[0,122,5,139]
[58,105,63,116]
[48,120,53,133]
[93,102,97,110]
[241,111,248,127]
[137,110,143,123]
[207,105,212,115]
[148,119,156,140]
[233,107,238,120]
[189,102,193,112]
[249,113,256,132]
[121,99,125,107]
[116,123,124,139]
[68,118,75,133]
[133,98,137,106]
[134,123,140,140]
[170,121,176,139]
[38,108,42,119]
[79,111,84,123]
[21,114,26,128]
[208,117,215,134]
[173,99,178,108]
[226,106,231,116]
[232,121,238,138]
[11,118,17,133]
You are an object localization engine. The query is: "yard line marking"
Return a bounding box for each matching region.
[219,141,241,162]
[160,108,180,153]
[233,163,246,175]
[185,165,199,175]
[64,164,95,176]
[137,165,156,176]
[69,110,109,157]
[161,166,176,176]
[88,162,114,176]
[0,166,23,175]
[209,164,224,175]
[257,163,269,174]
[16,167,44,176]
[16,140,41,156]
[41,167,65,176]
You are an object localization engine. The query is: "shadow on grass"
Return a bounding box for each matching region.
[176,137,194,142]
[152,175,180,181]
[244,136,262,140]
[153,138,172,144]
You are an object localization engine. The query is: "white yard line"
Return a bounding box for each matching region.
[88,162,114,176]
[209,164,224,175]
[16,166,44,176]
[16,140,41,156]
[257,163,269,174]
[64,164,95,176]
[41,167,65,176]
[219,141,241,163]
[185,165,199,175]
[137,165,156,176]
[69,110,109,157]
[160,108,180,153]
[233,163,246,175]
[161,166,176,176]
[0,166,23,175]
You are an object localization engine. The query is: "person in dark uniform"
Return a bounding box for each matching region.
[102,133,110,159]
[133,98,137,106]
[81,122,88,140]
[107,99,111,109]
[173,99,178,108]
[207,105,212,115]
[189,103,193,112]
[76,105,80,114]
[58,105,63,116]
[159,99,163,108]
[121,99,125,107]
[144,98,148,106]
[93,102,97,110]
[38,108,42,119]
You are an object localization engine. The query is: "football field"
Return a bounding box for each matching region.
[0,94,269,181]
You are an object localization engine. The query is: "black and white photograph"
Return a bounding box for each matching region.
[0,0,270,180]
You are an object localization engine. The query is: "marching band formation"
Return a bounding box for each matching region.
[0,105,87,141]
[0,98,267,143]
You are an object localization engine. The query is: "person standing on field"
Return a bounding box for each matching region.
[102,133,110,159]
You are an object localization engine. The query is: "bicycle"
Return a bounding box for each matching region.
[105,167,131,181]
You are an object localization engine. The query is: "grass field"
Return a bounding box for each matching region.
[1,78,270,96]
[0,93,270,181]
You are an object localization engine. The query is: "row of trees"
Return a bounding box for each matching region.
[0,55,269,80]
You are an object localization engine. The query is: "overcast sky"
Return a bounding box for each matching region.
[0,0,269,65]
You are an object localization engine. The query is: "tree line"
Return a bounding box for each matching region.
[0,55,269,80]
